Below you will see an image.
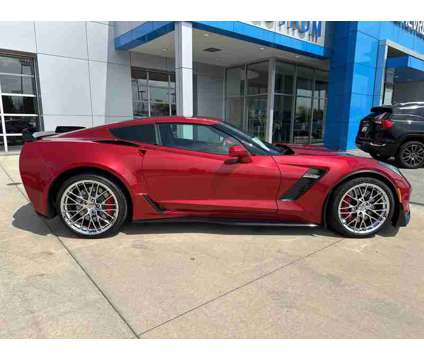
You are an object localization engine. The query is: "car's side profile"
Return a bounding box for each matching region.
[356,102,424,169]
[19,116,411,238]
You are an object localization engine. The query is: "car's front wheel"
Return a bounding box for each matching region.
[328,177,395,238]
[57,174,128,238]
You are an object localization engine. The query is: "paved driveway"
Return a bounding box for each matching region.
[1,153,424,338]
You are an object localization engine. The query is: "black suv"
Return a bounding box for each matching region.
[356,102,424,169]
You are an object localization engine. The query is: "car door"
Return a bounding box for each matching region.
[141,122,281,215]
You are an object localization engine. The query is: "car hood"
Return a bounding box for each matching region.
[277,143,349,156]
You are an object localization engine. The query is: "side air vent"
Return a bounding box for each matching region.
[93,139,139,147]
[143,194,164,213]
[203,47,222,52]
[281,168,326,201]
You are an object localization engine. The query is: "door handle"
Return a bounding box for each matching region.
[138,149,147,156]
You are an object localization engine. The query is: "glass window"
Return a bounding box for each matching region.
[247,62,268,95]
[2,116,38,134]
[225,67,245,97]
[131,68,147,83]
[169,74,176,89]
[150,87,169,103]
[132,79,148,102]
[148,71,169,87]
[158,123,241,155]
[273,95,293,143]
[0,56,34,75]
[133,101,149,117]
[315,70,328,99]
[0,54,40,152]
[293,96,312,144]
[2,95,37,114]
[110,124,157,144]
[275,62,295,95]
[131,68,174,118]
[296,66,313,97]
[225,97,243,129]
[151,103,170,117]
[246,95,267,139]
[311,97,326,143]
[0,74,35,94]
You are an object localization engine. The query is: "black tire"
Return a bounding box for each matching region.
[328,177,395,238]
[395,140,424,169]
[369,151,390,161]
[56,173,128,238]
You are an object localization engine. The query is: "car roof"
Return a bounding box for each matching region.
[371,102,424,113]
[108,116,220,128]
[54,116,222,139]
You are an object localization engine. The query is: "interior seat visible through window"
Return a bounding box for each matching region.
[158,123,241,155]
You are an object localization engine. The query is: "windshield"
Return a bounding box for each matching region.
[215,122,283,155]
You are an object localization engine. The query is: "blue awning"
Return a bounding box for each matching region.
[386,55,424,72]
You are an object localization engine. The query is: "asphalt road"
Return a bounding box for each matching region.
[1,153,423,338]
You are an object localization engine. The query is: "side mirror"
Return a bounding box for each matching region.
[228,145,252,163]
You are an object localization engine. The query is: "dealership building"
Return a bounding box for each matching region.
[0,21,424,152]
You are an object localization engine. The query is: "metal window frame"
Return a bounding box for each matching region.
[131,67,176,118]
[0,52,41,152]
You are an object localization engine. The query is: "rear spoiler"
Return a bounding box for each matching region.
[370,106,393,113]
[22,126,85,143]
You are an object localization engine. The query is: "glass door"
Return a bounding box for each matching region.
[245,62,268,139]
[225,66,245,129]
[273,62,295,143]
[310,70,327,143]
[293,66,313,144]
[0,55,41,152]
[293,96,312,144]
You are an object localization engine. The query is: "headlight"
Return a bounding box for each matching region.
[378,161,403,176]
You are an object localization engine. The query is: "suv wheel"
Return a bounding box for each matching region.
[396,140,424,169]
[57,174,128,238]
[328,177,395,238]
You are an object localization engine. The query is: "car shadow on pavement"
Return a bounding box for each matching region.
[13,203,399,240]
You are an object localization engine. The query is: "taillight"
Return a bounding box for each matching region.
[382,119,393,129]
[373,112,393,129]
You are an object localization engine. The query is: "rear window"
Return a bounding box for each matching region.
[393,106,424,118]
[109,124,156,144]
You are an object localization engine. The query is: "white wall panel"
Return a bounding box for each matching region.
[43,115,93,131]
[87,21,129,65]
[37,54,92,116]
[0,22,36,53]
[35,22,88,59]
[89,60,132,117]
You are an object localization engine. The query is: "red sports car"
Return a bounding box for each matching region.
[19,116,411,238]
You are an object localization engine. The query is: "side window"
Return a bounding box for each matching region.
[158,123,242,155]
[109,124,156,144]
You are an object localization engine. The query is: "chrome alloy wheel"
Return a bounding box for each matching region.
[337,183,390,235]
[60,180,119,236]
[401,142,424,167]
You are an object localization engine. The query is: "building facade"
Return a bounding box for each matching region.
[0,21,423,152]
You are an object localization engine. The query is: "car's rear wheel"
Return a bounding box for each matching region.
[328,177,395,238]
[57,174,128,238]
[396,140,424,169]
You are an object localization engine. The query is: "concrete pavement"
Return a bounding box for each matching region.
[1,153,424,338]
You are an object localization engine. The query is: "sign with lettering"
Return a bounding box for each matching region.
[397,21,424,38]
[246,21,326,46]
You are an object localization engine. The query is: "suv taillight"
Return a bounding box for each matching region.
[382,119,393,129]
[373,112,393,129]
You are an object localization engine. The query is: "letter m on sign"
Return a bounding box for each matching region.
[311,21,322,39]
